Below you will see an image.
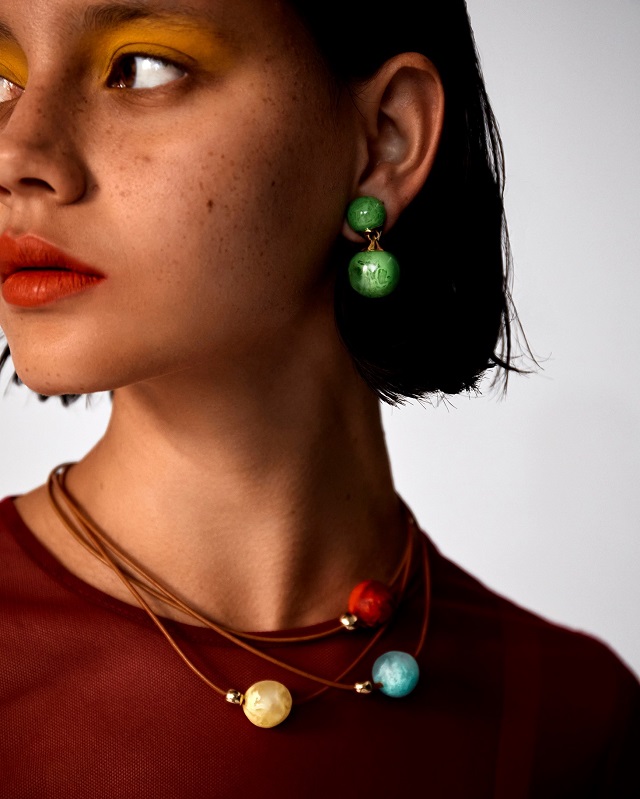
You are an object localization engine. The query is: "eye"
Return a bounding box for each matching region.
[108,54,187,90]
[0,76,23,103]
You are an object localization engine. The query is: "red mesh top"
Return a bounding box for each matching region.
[0,496,638,798]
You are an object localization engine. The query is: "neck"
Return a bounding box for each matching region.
[54,324,404,632]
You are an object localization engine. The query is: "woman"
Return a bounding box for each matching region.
[0,0,637,796]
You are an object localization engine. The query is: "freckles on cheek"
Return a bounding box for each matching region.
[100,73,336,293]
[104,147,237,304]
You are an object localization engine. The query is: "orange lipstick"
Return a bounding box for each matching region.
[0,234,106,308]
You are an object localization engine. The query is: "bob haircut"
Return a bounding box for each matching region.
[0,0,523,406]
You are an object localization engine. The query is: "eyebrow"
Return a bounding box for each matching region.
[82,2,218,32]
[0,20,12,41]
[0,2,220,43]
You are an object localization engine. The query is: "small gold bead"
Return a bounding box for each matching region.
[340,612,358,631]
[226,689,244,706]
[355,681,374,694]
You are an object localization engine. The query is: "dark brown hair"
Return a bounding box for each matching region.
[293,0,526,404]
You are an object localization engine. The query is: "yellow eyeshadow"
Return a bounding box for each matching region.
[88,19,235,79]
[0,39,27,85]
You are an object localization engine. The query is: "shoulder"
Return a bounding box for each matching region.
[0,494,40,561]
[424,531,640,793]
[427,530,638,696]
[0,495,42,592]
[426,528,636,671]
[0,495,22,550]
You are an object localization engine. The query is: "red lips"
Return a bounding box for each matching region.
[0,233,106,307]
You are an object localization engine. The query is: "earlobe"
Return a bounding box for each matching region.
[342,53,445,242]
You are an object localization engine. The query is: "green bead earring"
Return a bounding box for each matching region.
[346,196,400,298]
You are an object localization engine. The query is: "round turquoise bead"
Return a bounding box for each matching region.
[372,651,420,698]
[347,196,386,233]
[348,250,400,298]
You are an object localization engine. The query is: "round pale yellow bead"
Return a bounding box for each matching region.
[242,680,292,728]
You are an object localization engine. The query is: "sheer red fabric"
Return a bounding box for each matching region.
[0,496,638,798]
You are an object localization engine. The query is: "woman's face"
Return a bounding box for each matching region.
[0,0,359,396]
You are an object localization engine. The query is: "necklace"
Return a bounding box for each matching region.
[47,463,432,728]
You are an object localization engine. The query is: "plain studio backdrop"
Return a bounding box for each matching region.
[1,1,638,678]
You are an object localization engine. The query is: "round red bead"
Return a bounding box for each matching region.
[348,580,395,627]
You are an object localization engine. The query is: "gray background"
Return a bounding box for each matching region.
[1,0,638,676]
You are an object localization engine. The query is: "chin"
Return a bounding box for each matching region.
[13,373,99,398]
[9,353,116,398]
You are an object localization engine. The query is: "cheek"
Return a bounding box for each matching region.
[92,80,348,338]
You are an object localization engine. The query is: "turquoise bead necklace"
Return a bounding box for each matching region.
[47,463,431,728]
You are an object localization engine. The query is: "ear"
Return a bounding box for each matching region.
[342,53,445,243]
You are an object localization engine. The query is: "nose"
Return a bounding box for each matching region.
[0,85,88,207]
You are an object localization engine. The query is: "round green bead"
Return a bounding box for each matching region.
[346,196,386,233]
[348,250,400,298]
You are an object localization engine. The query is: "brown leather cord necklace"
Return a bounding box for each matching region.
[47,462,431,728]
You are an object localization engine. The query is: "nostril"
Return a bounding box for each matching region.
[0,186,9,197]
[20,177,55,192]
